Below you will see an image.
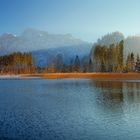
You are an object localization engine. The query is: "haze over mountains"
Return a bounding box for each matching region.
[1,29,140,67]
[0,28,90,53]
[0,28,91,67]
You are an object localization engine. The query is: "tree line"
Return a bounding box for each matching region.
[93,40,140,72]
[93,40,124,72]
[0,52,35,74]
[41,55,92,73]
[0,40,140,74]
[0,52,93,74]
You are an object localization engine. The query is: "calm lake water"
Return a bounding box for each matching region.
[0,79,140,140]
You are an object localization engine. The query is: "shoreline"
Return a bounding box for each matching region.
[1,73,140,80]
[19,72,140,80]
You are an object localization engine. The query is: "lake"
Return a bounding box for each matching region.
[0,79,140,140]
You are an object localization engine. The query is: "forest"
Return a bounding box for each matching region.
[0,40,140,74]
[0,52,35,74]
[93,40,140,73]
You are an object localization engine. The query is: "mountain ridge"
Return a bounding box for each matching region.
[0,28,90,55]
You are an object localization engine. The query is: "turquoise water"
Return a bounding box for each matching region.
[0,79,140,140]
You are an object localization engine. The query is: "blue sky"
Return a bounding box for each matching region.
[0,0,140,42]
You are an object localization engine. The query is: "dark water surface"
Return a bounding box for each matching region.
[0,79,140,140]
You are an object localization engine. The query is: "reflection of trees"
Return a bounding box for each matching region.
[94,80,123,103]
[123,82,140,104]
[91,80,124,114]
[91,80,140,113]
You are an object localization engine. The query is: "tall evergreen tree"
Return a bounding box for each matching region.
[88,58,93,72]
[74,55,80,72]
[116,40,124,72]
[55,54,64,72]
[126,52,135,72]
[135,54,140,72]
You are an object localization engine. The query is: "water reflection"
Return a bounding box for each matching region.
[93,80,123,102]
[92,80,140,101]
[91,80,140,114]
[1,79,140,140]
[123,82,140,103]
